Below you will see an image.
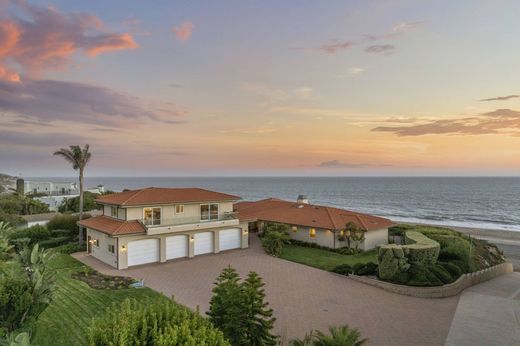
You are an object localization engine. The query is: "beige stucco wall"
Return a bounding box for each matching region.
[288,226,335,248]
[109,221,249,269]
[86,229,117,268]
[363,228,389,250]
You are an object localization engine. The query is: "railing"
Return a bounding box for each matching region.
[142,212,238,227]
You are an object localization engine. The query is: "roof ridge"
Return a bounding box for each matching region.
[121,187,151,205]
[324,206,340,230]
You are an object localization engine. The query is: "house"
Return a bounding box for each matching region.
[234,196,393,250]
[78,187,248,269]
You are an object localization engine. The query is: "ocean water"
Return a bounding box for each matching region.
[37,177,520,232]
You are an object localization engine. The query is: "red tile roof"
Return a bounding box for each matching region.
[234,198,393,231]
[78,216,146,235]
[96,187,241,206]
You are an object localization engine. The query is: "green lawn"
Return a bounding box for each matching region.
[32,254,164,346]
[280,245,377,271]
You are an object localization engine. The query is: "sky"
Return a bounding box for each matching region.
[1,0,520,177]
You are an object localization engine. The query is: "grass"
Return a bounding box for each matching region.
[32,254,164,346]
[280,245,377,271]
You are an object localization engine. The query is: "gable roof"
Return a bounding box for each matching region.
[96,187,241,206]
[78,216,146,236]
[234,198,393,231]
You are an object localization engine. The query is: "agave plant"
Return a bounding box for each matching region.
[291,325,367,346]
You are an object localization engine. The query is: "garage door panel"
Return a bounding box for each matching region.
[166,235,188,260]
[128,239,159,266]
[219,228,241,251]
[194,232,213,255]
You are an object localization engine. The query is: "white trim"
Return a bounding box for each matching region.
[200,203,219,222]
[175,204,185,214]
[143,206,162,226]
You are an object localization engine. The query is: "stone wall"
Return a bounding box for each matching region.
[348,262,513,298]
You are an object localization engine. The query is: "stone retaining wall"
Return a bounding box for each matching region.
[349,262,513,298]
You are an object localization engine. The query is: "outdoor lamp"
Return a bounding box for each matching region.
[121,245,127,253]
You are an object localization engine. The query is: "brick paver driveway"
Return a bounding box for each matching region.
[74,236,459,345]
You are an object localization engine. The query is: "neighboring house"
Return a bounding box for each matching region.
[24,180,78,196]
[235,196,393,250]
[32,185,105,211]
[78,187,248,269]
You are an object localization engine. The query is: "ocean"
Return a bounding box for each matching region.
[35,177,520,232]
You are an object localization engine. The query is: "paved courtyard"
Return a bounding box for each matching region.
[74,236,459,345]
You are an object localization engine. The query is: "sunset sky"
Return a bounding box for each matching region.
[1,0,520,177]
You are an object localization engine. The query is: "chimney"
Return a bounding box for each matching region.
[297,194,309,204]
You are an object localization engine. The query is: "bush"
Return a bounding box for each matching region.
[261,231,289,257]
[352,262,378,276]
[331,264,352,276]
[426,264,454,284]
[439,262,463,279]
[58,192,100,213]
[406,264,443,287]
[52,243,84,254]
[47,214,83,234]
[88,298,230,346]
[8,225,51,245]
[37,236,70,249]
[0,268,33,333]
[50,229,73,238]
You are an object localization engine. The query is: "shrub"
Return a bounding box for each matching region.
[8,225,51,245]
[426,264,453,284]
[0,268,32,333]
[58,192,100,213]
[450,259,470,274]
[439,262,463,279]
[261,231,289,257]
[404,231,440,264]
[352,262,378,276]
[37,236,70,249]
[88,298,229,346]
[52,243,84,254]
[406,264,443,287]
[331,264,352,276]
[47,214,83,234]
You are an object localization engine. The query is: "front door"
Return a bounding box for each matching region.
[87,236,92,254]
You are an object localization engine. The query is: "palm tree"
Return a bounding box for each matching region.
[291,325,367,346]
[54,144,91,246]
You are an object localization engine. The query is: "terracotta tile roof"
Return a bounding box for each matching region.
[78,216,146,235]
[96,187,241,206]
[234,198,393,231]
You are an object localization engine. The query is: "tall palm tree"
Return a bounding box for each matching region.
[54,144,91,246]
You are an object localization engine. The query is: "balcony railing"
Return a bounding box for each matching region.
[142,212,238,227]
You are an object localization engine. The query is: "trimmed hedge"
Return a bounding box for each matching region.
[378,231,440,280]
[38,236,70,249]
[8,225,51,244]
[352,262,378,276]
[331,264,352,276]
[288,239,360,255]
[88,298,230,345]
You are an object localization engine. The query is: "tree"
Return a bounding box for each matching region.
[290,325,367,346]
[242,272,277,346]
[207,266,247,344]
[208,267,278,346]
[53,144,91,246]
[341,222,366,250]
[58,192,100,213]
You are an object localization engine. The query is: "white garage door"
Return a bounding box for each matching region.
[194,232,213,256]
[127,239,159,266]
[166,235,188,260]
[219,228,242,251]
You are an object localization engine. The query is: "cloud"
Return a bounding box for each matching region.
[0,78,185,126]
[0,1,138,81]
[365,44,396,55]
[480,95,520,102]
[365,21,423,41]
[172,21,194,42]
[319,40,354,54]
[318,160,392,168]
[372,109,520,136]
[243,83,313,102]
[0,130,89,147]
[346,67,366,75]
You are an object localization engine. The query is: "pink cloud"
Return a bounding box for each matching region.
[0,1,138,81]
[172,21,194,42]
[320,41,354,54]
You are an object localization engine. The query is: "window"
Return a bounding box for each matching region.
[309,228,316,238]
[175,205,184,214]
[108,244,115,253]
[200,203,219,221]
[143,207,161,226]
[110,206,118,217]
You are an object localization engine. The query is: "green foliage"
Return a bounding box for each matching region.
[37,237,70,249]
[290,325,367,346]
[331,264,352,276]
[352,262,378,276]
[439,262,463,279]
[0,194,49,217]
[0,267,33,333]
[208,266,277,346]
[288,239,361,255]
[51,243,84,254]
[261,230,290,257]
[47,213,80,233]
[0,212,26,228]
[7,225,51,246]
[404,231,440,264]
[2,331,31,346]
[263,222,290,234]
[88,297,229,346]
[58,192,100,213]
[377,245,409,280]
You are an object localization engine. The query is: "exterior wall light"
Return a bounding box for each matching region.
[291,225,298,232]
[309,228,316,238]
[243,229,248,234]
[190,235,194,241]
[121,245,127,253]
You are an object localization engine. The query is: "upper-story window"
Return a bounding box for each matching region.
[175,205,184,214]
[200,203,218,221]
[143,207,161,226]
[110,206,118,217]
